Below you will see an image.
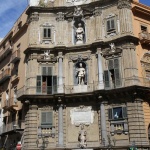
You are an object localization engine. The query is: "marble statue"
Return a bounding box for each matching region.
[76,63,86,85]
[75,23,84,44]
[78,124,87,148]
[109,43,116,52]
[44,50,51,59]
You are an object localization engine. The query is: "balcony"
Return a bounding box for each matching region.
[10,49,20,63]
[17,76,150,99]
[0,68,11,84]
[0,43,12,61]
[139,31,150,45]
[0,120,25,135]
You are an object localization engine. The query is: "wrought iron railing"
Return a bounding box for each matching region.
[17,76,150,98]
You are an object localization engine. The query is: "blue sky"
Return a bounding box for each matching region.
[0,0,150,40]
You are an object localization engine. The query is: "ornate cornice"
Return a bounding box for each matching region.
[118,0,131,9]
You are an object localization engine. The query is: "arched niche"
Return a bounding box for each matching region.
[73,19,86,45]
[73,61,88,85]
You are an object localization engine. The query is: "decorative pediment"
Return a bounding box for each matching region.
[65,6,93,21]
[69,53,91,62]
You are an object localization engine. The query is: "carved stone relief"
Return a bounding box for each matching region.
[28,12,39,23]
[93,7,102,16]
[141,52,150,71]
[56,12,65,22]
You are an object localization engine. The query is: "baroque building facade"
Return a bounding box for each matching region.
[0,0,150,149]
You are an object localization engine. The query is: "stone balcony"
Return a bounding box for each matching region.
[0,44,12,62]
[10,49,20,63]
[0,68,11,84]
[17,76,150,99]
[0,120,25,135]
[139,31,150,45]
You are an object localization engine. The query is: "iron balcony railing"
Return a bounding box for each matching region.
[139,31,150,44]
[0,68,11,84]
[0,120,25,134]
[17,76,150,98]
[0,43,13,61]
[10,49,20,63]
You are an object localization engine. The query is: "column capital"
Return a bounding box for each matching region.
[58,52,63,59]
[118,0,131,9]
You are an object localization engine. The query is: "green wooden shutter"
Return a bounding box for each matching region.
[36,76,41,93]
[114,59,121,87]
[41,112,47,124]
[107,20,111,31]
[108,59,114,70]
[104,70,110,88]
[122,107,127,118]
[42,67,47,75]
[41,112,53,127]
[111,19,115,29]
[47,67,52,76]
[53,76,57,93]
[108,108,113,120]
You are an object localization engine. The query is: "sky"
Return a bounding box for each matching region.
[0,0,150,40]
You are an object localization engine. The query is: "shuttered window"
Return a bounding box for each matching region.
[36,66,57,94]
[108,107,127,120]
[104,58,121,88]
[41,111,53,127]
[107,18,115,32]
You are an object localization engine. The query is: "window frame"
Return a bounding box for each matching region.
[43,27,51,39]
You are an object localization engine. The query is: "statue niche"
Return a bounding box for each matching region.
[73,20,85,45]
[74,62,87,85]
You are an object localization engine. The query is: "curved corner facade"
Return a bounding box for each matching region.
[0,0,150,149]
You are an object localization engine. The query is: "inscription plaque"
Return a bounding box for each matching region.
[70,106,94,125]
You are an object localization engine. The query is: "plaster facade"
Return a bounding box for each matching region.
[0,0,150,149]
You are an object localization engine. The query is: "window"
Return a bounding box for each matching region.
[6,90,9,101]
[14,87,17,103]
[104,58,121,89]
[141,25,147,32]
[36,67,57,94]
[106,17,116,35]
[41,111,53,128]
[108,107,127,120]
[43,28,51,39]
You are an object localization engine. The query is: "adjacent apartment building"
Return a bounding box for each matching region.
[0,0,150,149]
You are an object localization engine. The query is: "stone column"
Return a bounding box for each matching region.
[127,98,149,146]
[100,100,108,145]
[93,7,102,40]
[96,48,104,89]
[57,98,64,147]
[56,12,65,45]
[58,52,64,93]
[23,105,38,149]
[123,44,139,86]
[118,0,133,34]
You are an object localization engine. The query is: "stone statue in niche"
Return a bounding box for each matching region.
[76,62,86,85]
[78,124,87,148]
[44,50,50,59]
[75,23,85,44]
